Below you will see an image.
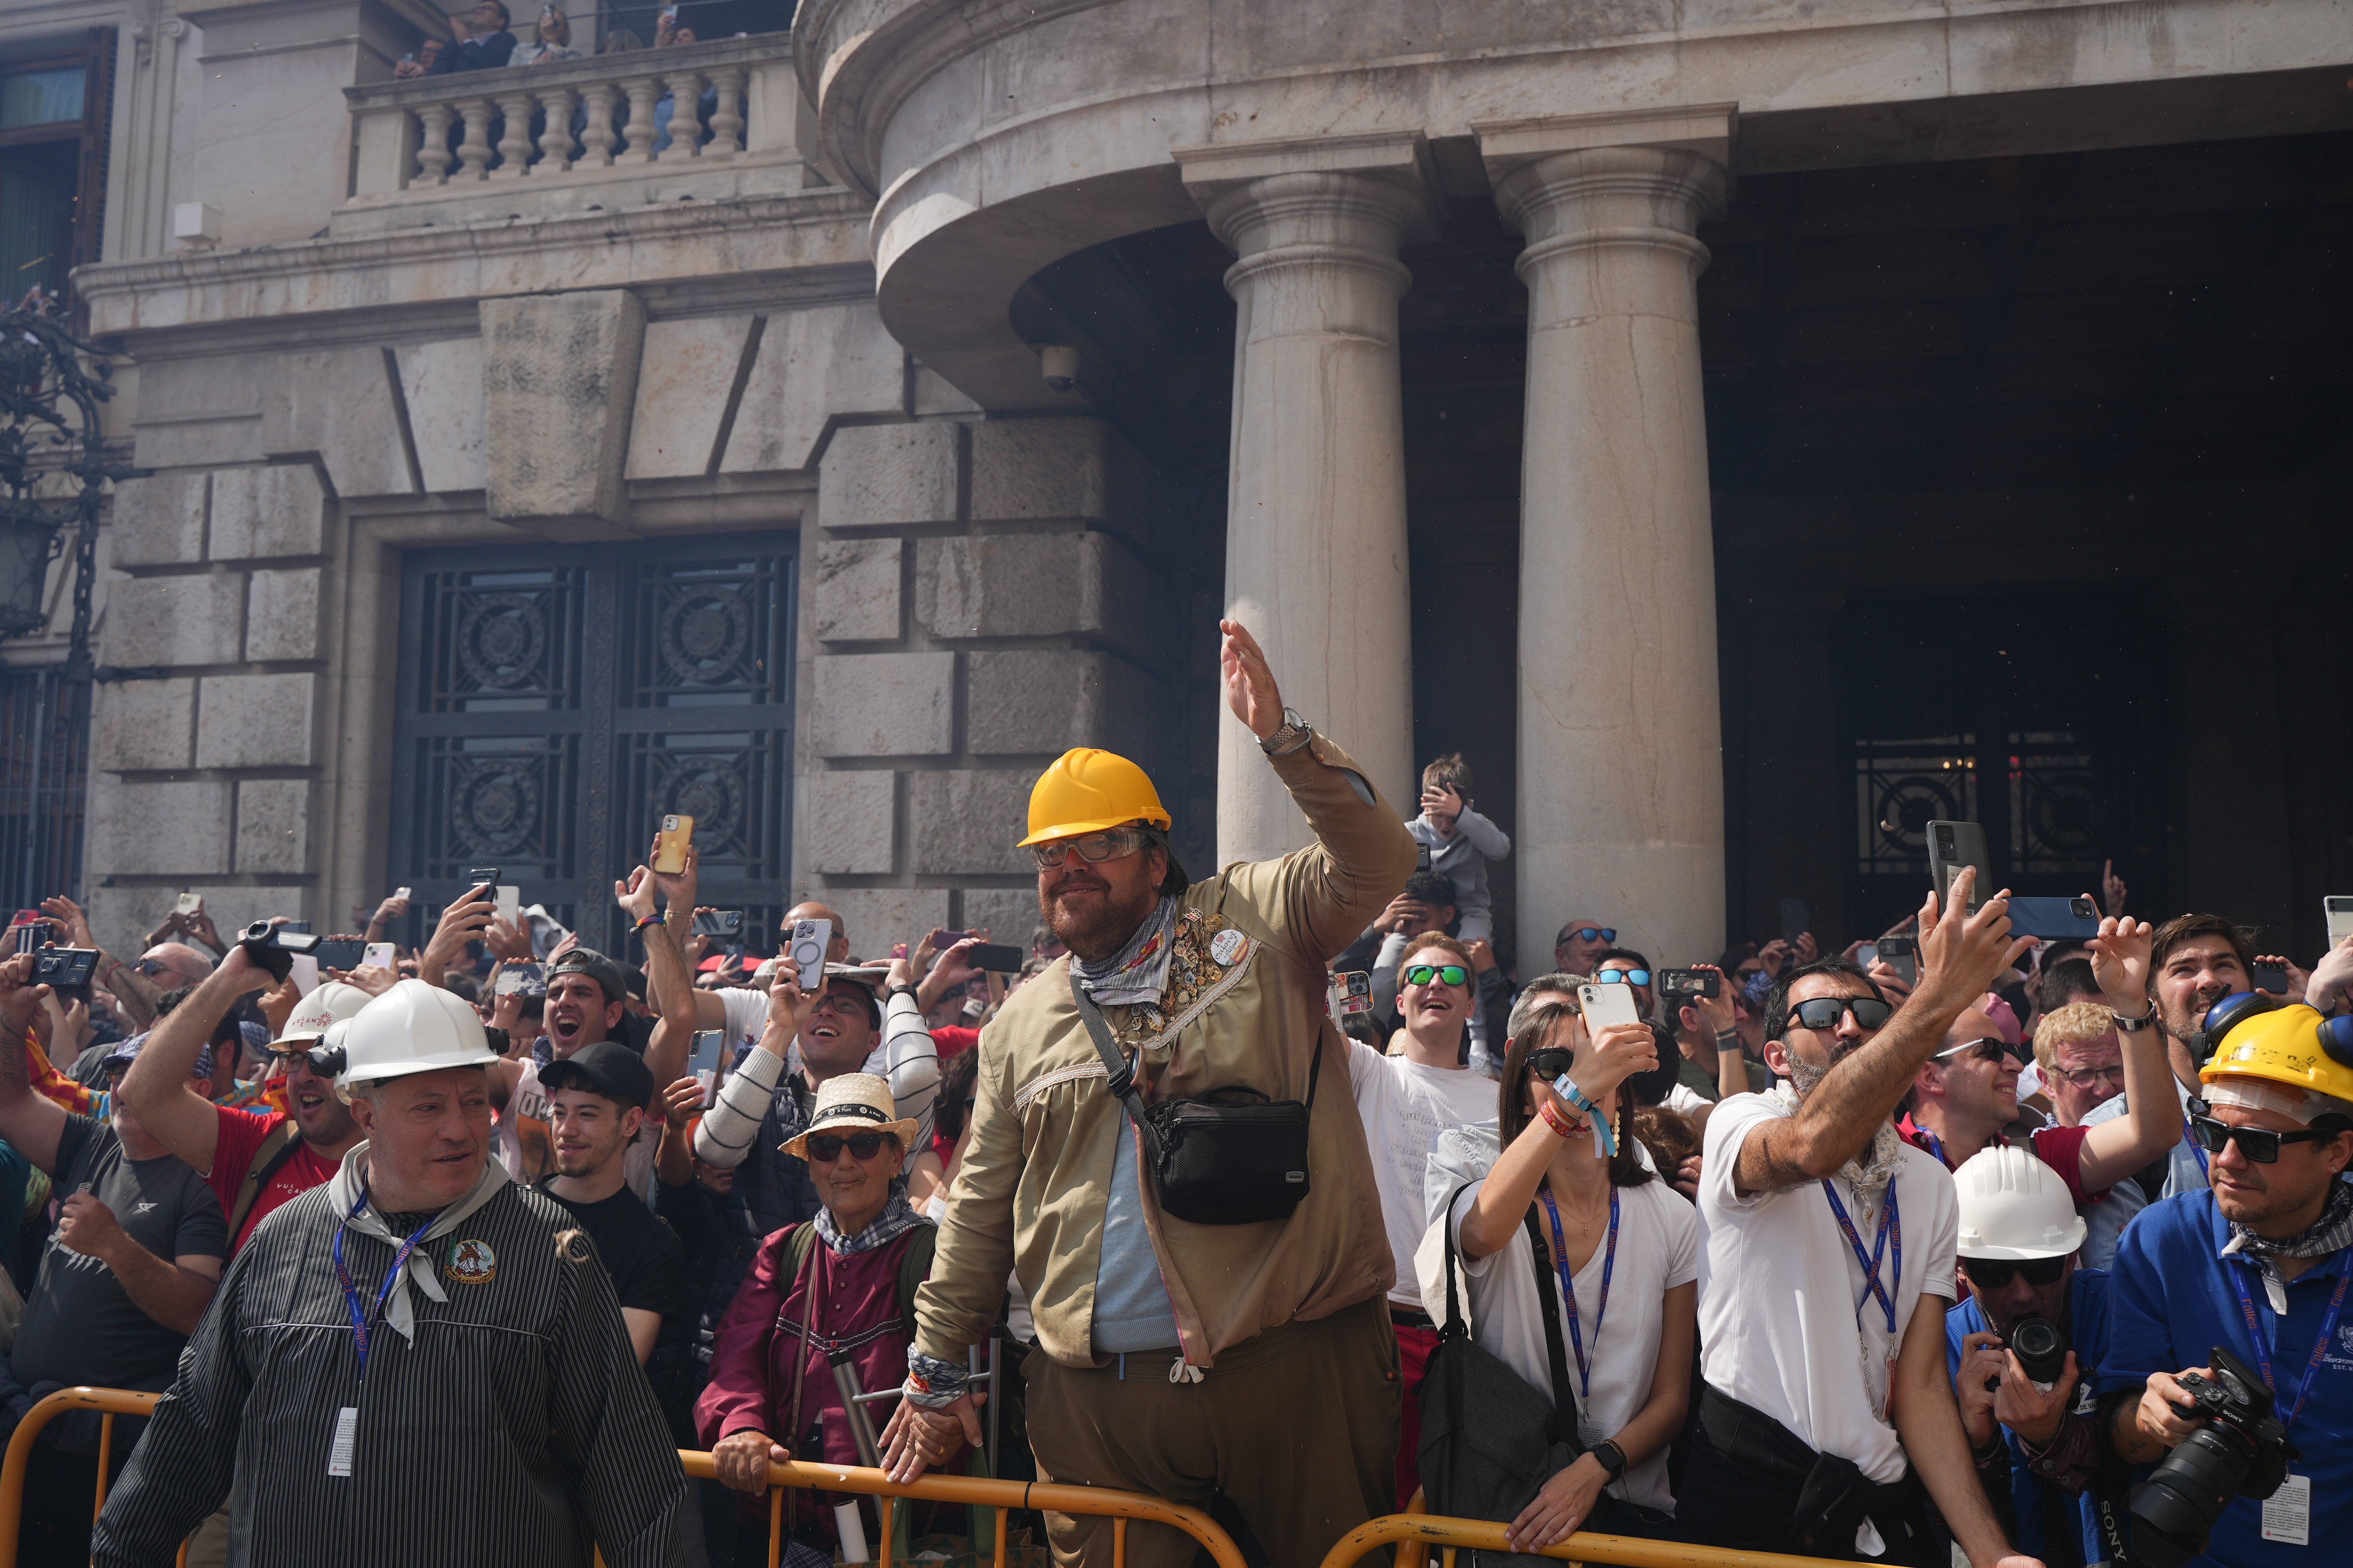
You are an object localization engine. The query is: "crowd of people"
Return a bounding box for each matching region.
[0,616,2345,1568]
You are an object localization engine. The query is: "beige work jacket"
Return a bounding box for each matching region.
[912,731,1417,1371]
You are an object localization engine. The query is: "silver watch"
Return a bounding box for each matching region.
[1259,707,1312,756]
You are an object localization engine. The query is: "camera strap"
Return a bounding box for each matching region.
[2224,1245,2353,1431]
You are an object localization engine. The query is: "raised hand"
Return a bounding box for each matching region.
[1219,619,1285,739]
[2088,917,2154,1017]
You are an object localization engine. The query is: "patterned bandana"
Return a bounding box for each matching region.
[815,1183,923,1256]
[1070,895,1181,1008]
[2224,1176,2353,1263]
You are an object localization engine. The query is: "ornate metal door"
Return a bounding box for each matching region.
[389,534,796,957]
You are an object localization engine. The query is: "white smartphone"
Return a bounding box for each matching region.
[2327,896,2353,948]
[1578,981,1641,1030]
[787,917,831,974]
[288,954,322,996]
[363,941,396,970]
[175,892,203,916]
[494,885,521,927]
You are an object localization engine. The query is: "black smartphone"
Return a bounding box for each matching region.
[965,942,1024,974]
[463,867,500,892]
[1779,899,1810,945]
[692,909,744,938]
[279,920,313,935]
[1877,934,1919,987]
[1927,820,1995,915]
[2252,962,2290,993]
[1658,968,1720,1000]
[2008,896,2101,941]
[312,937,368,971]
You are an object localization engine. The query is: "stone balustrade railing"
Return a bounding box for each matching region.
[342,34,819,226]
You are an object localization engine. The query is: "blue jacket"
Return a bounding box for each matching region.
[1947,1270,2113,1568]
[2098,1190,2353,1568]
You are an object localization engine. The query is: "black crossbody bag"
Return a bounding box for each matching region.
[1069,968,1320,1225]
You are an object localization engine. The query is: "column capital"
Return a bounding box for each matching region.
[1474,105,1737,185]
[1173,130,1444,251]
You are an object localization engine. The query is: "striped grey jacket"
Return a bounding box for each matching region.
[91,1179,683,1568]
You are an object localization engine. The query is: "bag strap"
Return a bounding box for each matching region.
[1437,1180,1477,1340]
[897,1223,938,1343]
[1522,1202,1581,1443]
[1069,969,1153,1124]
[225,1120,303,1239]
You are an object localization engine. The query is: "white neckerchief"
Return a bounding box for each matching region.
[327,1145,510,1344]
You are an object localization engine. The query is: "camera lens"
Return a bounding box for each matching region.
[2009,1318,2067,1385]
[2131,1423,2257,1568]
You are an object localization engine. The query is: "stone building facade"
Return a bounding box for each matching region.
[1,0,2347,970]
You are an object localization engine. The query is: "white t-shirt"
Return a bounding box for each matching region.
[1697,1093,1959,1486]
[1446,1177,1698,1514]
[1662,1082,1711,1120]
[717,986,770,1051]
[1347,1042,1502,1306]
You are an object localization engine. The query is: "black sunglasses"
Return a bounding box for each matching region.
[1784,995,1894,1032]
[805,1131,890,1162]
[1962,1256,2067,1291]
[1936,1036,2028,1067]
[2187,1114,2338,1165]
[1527,1048,1577,1081]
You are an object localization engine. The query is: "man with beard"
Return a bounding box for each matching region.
[1686,870,2043,1568]
[876,620,1417,1568]
[2102,994,2353,1568]
[542,1040,682,1364]
[1946,1147,2115,1568]
[119,968,374,1251]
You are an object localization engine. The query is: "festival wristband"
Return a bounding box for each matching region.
[1550,1074,1617,1157]
[634,913,663,932]
[1538,1098,1581,1139]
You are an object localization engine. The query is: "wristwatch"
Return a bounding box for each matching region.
[2112,1009,2156,1033]
[1590,1440,1628,1481]
[1259,707,1312,756]
[887,983,921,1004]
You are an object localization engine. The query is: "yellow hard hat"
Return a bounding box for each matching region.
[1018,748,1172,847]
[2200,995,2353,1109]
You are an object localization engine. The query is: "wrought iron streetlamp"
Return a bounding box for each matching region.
[0,300,117,674]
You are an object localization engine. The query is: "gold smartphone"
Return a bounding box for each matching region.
[653,814,694,875]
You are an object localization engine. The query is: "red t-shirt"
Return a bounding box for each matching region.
[931,1025,978,1059]
[209,1105,342,1251]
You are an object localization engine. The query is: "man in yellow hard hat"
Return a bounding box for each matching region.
[2102,992,2353,1566]
[880,619,1418,1568]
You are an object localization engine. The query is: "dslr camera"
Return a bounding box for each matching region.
[237,920,322,982]
[2128,1345,2295,1568]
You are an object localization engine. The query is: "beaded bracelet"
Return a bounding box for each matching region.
[1537,1098,1584,1139]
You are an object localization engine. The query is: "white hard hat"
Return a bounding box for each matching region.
[1953,1144,2087,1261]
[335,979,501,1102]
[276,981,374,1047]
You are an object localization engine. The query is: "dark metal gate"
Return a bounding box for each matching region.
[389,534,796,957]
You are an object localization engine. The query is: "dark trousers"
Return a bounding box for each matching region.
[1680,1384,1938,1568]
[1023,1295,1400,1568]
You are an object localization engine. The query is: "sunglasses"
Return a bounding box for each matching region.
[1527,1048,1577,1081]
[1029,827,1150,872]
[1936,1036,2027,1067]
[1783,995,1894,1033]
[1560,927,1616,945]
[804,1131,891,1162]
[1962,1257,2067,1291]
[2187,1114,2339,1165]
[271,1045,346,1077]
[1404,963,1469,988]
[1596,969,1651,989]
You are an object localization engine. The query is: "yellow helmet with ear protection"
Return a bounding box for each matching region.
[2199,994,2353,1109]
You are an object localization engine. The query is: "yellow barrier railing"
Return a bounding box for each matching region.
[0,1385,1245,1568]
[0,1385,181,1568]
[1330,1510,1866,1568]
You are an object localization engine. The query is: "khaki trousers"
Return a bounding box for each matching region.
[1022,1295,1400,1568]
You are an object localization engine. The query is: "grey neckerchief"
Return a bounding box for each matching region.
[2222,1177,2353,1314]
[814,1184,923,1255]
[1070,895,1181,1008]
[327,1144,511,1345]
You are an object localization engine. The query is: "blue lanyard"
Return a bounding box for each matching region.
[330,1192,436,1377]
[2183,1118,2210,1177]
[1822,1178,1902,1334]
[2223,1246,2353,1433]
[1537,1187,1619,1397]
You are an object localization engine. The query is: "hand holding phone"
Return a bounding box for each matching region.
[787,918,831,973]
[1579,981,1642,1030]
[653,815,694,876]
[1927,821,1995,917]
[363,942,397,970]
[175,892,203,917]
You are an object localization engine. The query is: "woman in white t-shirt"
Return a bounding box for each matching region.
[1446,998,1698,1552]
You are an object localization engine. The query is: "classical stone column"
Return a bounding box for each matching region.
[1176,134,1436,864]
[1482,109,1733,973]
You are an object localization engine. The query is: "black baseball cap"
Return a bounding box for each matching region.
[547,947,627,1008]
[538,1039,654,1110]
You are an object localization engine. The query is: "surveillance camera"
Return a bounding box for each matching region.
[1040,344,1079,395]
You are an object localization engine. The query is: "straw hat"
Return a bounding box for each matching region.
[781,1071,918,1158]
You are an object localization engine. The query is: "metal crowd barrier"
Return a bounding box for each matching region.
[0,1384,1246,1568]
[1333,1499,1865,1568]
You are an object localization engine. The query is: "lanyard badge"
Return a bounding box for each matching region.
[2224,1246,2353,1433]
[1537,1187,1619,1398]
[330,1191,436,1378]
